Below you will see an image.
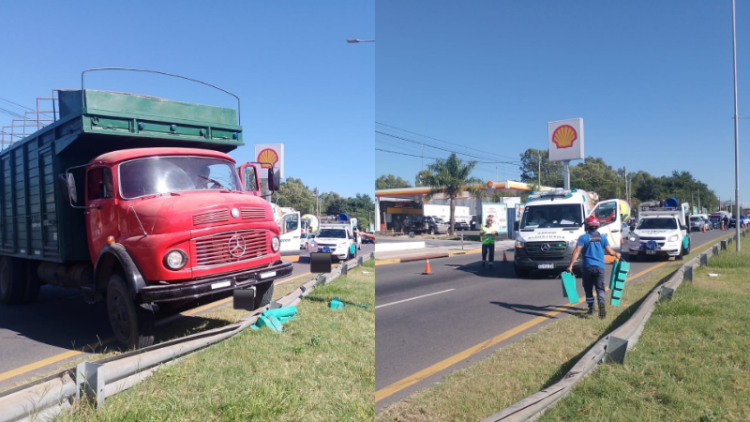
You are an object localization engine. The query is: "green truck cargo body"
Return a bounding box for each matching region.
[0,89,244,264]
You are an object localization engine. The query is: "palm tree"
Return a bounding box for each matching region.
[422,153,483,235]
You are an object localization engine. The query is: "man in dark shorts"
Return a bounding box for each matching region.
[565,216,621,318]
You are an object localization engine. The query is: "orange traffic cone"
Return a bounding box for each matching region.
[423,259,432,275]
[502,251,508,263]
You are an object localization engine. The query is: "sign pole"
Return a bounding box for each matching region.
[563,160,570,190]
[732,0,741,251]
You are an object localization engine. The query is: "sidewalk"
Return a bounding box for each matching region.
[375,240,516,264]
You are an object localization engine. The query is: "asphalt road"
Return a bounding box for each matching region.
[376,237,481,248]
[374,229,727,410]
[0,243,374,390]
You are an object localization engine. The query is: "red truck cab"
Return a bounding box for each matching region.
[81,147,291,348]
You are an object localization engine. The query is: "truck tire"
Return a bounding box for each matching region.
[514,264,530,278]
[255,281,274,308]
[107,274,155,349]
[429,227,435,235]
[0,257,26,305]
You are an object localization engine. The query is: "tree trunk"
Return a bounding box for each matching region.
[449,197,456,236]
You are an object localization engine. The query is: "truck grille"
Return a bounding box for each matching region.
[241,207,266,219]
[193,209,229,226]
[525,241,567,257]
[639,236,666,241]
[193,230,268,266]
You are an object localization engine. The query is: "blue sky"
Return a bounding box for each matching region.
[0,0,374,198]
[376,0,750,204]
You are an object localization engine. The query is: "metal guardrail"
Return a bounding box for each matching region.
[0,253,374,421]
[481,230,744,422]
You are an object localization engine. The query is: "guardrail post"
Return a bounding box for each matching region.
[315,275,326,284]
[358,256,364,266]
[713,245,720,255]
[603,336,629,364]
[76,362,105,408]
[659,286,674,301]
[700,253,708,267]
[683,265,693,282]
[341,263,348,275]
[721,240,728,250]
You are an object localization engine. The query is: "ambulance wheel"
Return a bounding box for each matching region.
[630,253,638,262]
[676,246,684,260]
[107,274,155,350]
[513,264,530,278]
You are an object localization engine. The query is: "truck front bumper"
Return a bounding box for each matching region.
[138,259,294,303]
[513,247,581,272]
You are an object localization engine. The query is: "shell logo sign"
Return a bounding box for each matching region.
[548,118,584,162]
[257,148,278,169]
[552,125,577,149]
[253,143,284,178]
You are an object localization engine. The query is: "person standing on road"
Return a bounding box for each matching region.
[480,214,498,268]
[722,215,728,231]
[565,216,621,318]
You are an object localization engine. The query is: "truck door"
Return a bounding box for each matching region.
[591,200,622,251]
[85,167,118,263]
[279,212,301,255]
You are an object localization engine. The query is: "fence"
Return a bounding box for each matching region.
[0,253,374,422]
[481,230,745,422]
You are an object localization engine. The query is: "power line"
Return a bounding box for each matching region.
[376,131,522,164]
[376,121,520,161]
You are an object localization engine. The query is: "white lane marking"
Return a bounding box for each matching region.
[375,289,456,309]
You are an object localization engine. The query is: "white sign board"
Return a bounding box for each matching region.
[423,204,471,223]
[481,203,508,234]
[254,143,285,178]
[548,118,584,162]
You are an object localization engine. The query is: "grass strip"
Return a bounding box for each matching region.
[61,259,375,421]
[537,237,750,422]
[375,236,730,422]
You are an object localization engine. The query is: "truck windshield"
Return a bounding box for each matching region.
[638,218,677,230]
[318,229,346,239]
[119,156,241,199]
[521,204,583,229]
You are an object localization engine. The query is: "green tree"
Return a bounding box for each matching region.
[270,177,315,214]
[519,148,564,187]
[422,153,483,235]
[348,193,375,230]
[569,157,621,199]
[376,174,411,190]
[415,170,434,187]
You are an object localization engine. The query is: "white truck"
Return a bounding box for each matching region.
[514,189,628,278]
[628,202,690,261]
[309,222,357,261]
[270,204,301,255]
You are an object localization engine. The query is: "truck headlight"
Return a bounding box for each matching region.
[668,235,679,242]
[568,240,577,248]
[271,236,280,252]
[164,249,188,270]
[515,240,525,249]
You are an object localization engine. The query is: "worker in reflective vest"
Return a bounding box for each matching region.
[480,214,497,268]
[566,216,621,318]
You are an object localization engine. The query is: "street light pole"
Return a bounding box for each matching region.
[732,0,741,251]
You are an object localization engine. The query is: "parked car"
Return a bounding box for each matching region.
[702,217,713,230]
[689,216,707,232]
[300,233,316,249]
[453,221,470,231]
[412,216,450,234]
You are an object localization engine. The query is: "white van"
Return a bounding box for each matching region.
[514,189,625,278]
[629,205,690,260]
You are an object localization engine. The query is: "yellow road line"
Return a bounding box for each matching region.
[374,234,726,403]
[0,271,316,384]
[375,259,401,266]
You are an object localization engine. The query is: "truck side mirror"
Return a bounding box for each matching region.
[267,167,281,192]
[240,164,259,193]
[66,173,78,204]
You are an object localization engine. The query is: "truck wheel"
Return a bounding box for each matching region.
[514,264,530,278]
[255,281,274,308]
[107,274,155,349]
[429,228,435,235]
[0,257,26,305]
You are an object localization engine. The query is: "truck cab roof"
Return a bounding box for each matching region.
[92,147,235,164]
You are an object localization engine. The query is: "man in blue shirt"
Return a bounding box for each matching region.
[566,216,621,318]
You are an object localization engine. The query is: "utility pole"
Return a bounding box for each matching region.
[538,153,542,188]
[421,143,424,171]
[732,0,741,251]
[624,166,627,201]
[496,166,498,182]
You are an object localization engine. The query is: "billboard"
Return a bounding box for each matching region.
[548,118,584,162]
[481,203,508,235]
[254,143,285,178]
